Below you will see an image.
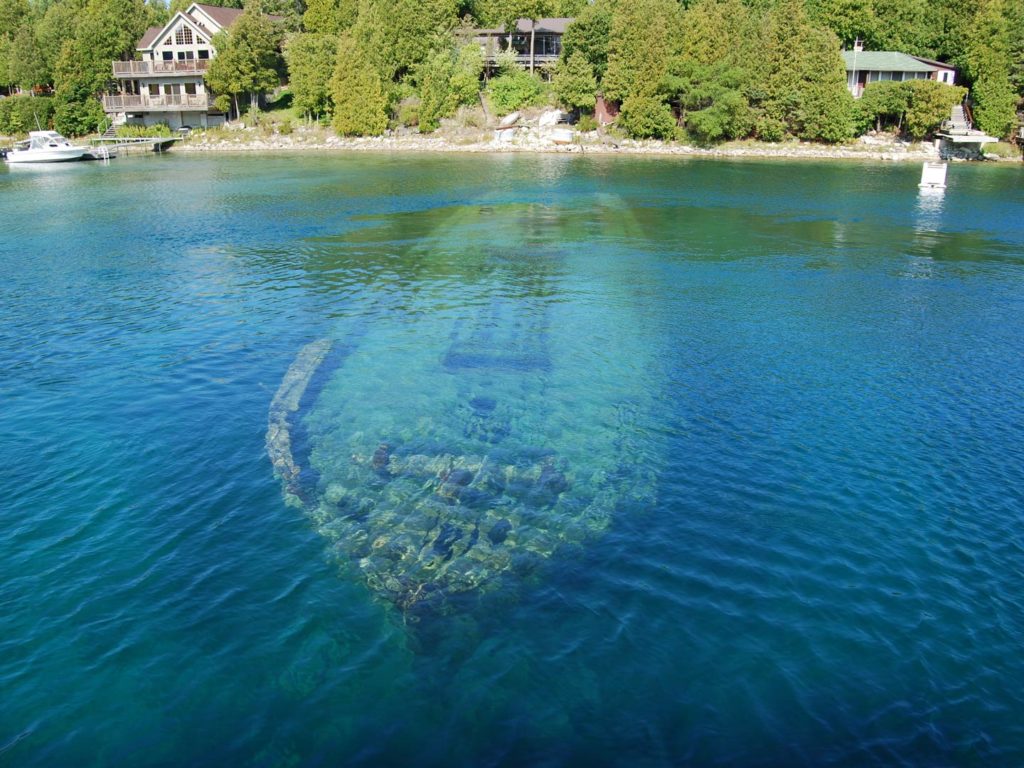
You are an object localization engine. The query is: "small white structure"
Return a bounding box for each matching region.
[919,162,947,190]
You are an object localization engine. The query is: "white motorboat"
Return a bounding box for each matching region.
[2,131,88,163]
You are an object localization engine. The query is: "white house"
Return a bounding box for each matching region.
[842,43,956,98]
[102,3,254,129]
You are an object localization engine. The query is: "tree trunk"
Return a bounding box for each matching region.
[530,22,535,73]
[232,93,239,120]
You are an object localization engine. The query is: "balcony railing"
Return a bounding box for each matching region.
[102,93,213,112]
[112,59,211,77]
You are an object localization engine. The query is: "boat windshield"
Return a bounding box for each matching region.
[28,132,72,150]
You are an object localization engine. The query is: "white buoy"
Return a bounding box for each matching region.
[919,162,947,190]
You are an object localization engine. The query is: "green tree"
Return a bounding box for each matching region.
[52,0,148,134]
[205,3,283,115]
[618,94,676,139]
[796,27,855,141]
[965,0,1017,137]
[603,0,682,102]
[681,0,757,70]
[856,80,911,132]
[661,58,752,142]
[417,49,456,132]
[330,32,388,135]
[486,67,545,114]
[806,0,877,49]
[0,0,30,89]
[352,0,458,83]
[302,0,357,35]
[36,0,86,86]
[450,42,483,107]
[559,0,613,81]
[468,0,554,30]
[552,51,596,111]
[870,0,941,57]
[283,32,336,119]
[904,79,966,138]
[9,25,49,90]
[758,0,854,142]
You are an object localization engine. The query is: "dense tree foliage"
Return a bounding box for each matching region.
[205,3,284,115]
[603,0,682,102]
[302,0,357,37]
[283,32,336,118]
[330,32,388,135]
[0,94,54,132]
[553,51,596,112]
[2,0,1020,141]
[558,0,612,80]
[618,95,677,139]
[965,0,1018,137]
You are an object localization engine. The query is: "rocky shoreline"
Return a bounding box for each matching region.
[173,122,963,163]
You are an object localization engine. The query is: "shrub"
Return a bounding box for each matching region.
[576,114,599,132]
[278,118,294,135]
[486,70,546,115]
[396,97,421,127]
[904,81,967,140]
[115,123,173,138]
[0,95,55,135]
[618,95,676,139]
[755,116,786,142]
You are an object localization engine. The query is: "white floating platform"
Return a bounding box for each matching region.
[919,162,947,190]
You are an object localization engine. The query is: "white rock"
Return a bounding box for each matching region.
[499,112,520,128]
[538,110,564,127]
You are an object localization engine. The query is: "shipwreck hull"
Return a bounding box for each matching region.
[268,200,659,618]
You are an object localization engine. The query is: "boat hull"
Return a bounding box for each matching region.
[5,147,88,164]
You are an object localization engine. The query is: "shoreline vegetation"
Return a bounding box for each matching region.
[2,0,1022,153]
[168,113,1023,164]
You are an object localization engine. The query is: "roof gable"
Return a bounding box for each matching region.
[515,17,572,34]
[841,50,937,72]
[187,3,244,32]
[137,11,216,50]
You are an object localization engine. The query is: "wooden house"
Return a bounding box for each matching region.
[473,18,572,73]
[842,43,956,98]
[102,3,277,130]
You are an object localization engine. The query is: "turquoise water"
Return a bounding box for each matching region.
[2,153,1023,766]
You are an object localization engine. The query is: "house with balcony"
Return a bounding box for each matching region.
[842,42,956,98]
[103,3,252,130]
[473,18,572,73]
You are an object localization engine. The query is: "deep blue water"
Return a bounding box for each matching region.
[2,153,1023,767]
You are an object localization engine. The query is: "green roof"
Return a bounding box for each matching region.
[841,51,937,72]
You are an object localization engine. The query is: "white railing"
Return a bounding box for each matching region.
[102,94,212,111]
[112,59,211,77]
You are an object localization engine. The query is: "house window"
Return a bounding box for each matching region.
[163,51,173,61]
[184,83,197,95]
[164,84,181,95]
[148,83,159,96]
[175,26,194,46]
[198,50,209,59]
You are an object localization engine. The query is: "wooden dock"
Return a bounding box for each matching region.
[89,136,179,155]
